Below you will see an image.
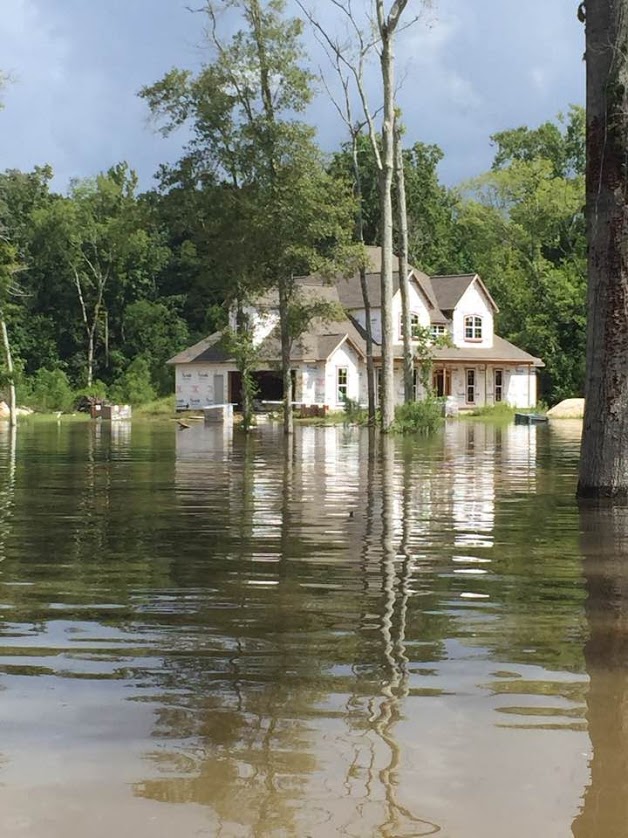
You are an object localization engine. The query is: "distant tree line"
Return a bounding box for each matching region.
[0,2,585,411]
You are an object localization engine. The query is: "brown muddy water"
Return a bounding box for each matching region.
[0,418,622,837]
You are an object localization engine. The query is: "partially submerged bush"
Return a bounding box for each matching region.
[394,398,443,435]
[343,397,367,425]
[467,402,515,419]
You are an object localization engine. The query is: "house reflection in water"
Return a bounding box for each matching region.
[132,421,590,837]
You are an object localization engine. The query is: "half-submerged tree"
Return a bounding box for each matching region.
[298,0,415,430]
[578,1,628,499]
[143,0,356,435]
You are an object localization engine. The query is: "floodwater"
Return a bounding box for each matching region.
[0,418,622,837]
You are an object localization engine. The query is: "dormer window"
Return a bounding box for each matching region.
[430,324,446,340]
[464,316,483,341]
[401,313,422,339]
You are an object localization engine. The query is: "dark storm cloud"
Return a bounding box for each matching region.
[0,0,584,192]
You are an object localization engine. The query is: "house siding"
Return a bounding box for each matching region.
[324,343,362,408]
[351,278,431,345]
[452,281,494,349]
[176,363,237,410]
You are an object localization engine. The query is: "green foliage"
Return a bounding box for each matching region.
[394,399,443,435]
[23,368,74,412]
[122,299,188,394]
[134,395,176,417]
[74,380,108,401]
[109,357,156,405]
[331,134,463,274]
[456,108,586,404]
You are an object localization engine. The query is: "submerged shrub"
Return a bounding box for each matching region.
[394,398,443,435]
[343,397,367,425]
[467,402,515,419]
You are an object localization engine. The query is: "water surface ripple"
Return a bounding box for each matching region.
[0,419,616,837]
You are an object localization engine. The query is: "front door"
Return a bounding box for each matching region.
[213,374,225,405]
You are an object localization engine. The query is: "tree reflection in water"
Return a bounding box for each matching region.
[573,505,628,838]
[371,434,440,837]
[132,427,442,836]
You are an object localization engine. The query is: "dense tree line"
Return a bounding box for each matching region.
[0,3,585,410]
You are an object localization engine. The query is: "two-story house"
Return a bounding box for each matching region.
[168,247,543,411]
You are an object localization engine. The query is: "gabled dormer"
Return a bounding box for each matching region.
[430,273,499,349]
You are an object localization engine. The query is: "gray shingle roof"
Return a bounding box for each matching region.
[429,274,476,311]
[430,273,499,313]
[167,317,366,367]
[431,335,543,366]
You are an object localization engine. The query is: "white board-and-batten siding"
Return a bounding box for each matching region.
[323,342,362,408]
[452,281,494,349]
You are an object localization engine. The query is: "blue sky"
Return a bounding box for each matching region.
[0,0,584,192]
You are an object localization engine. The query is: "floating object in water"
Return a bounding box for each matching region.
[514,413,548,425]
[177,420,191,430]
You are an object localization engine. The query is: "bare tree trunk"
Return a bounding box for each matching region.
[279,280,293,435]
[86,328,95,389]
[378,23,396,432]
[394,117,413,403]
[0,318,16,427]
[578,0,628,500]
[351,136,376,425]
[359,265,376,424]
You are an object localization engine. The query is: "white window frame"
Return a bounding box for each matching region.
[466,369,476,404]
[412,368,419,401]
[401,312,422,340]
[430,324,447,340]
[337,367,348,403]
[464,315,483,341]
[494,368,503,403]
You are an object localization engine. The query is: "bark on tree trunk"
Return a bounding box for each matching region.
[359,265,377,424]
[379,30,396,432]
[279,279,293,435]
[351,135,376,425]
[86,329,94,389]
[578,0,628,500]
[0,318,16,428]
[236,302,254,432]
[394,118,413,403]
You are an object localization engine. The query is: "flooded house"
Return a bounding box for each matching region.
[168,247,543,411]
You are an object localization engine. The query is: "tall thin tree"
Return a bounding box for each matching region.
[394,115,413,402]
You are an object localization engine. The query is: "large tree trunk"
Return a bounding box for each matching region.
[378,27,396,432]
[394,118,413,403]
[578,0,628,500]
[0,318,16,428]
